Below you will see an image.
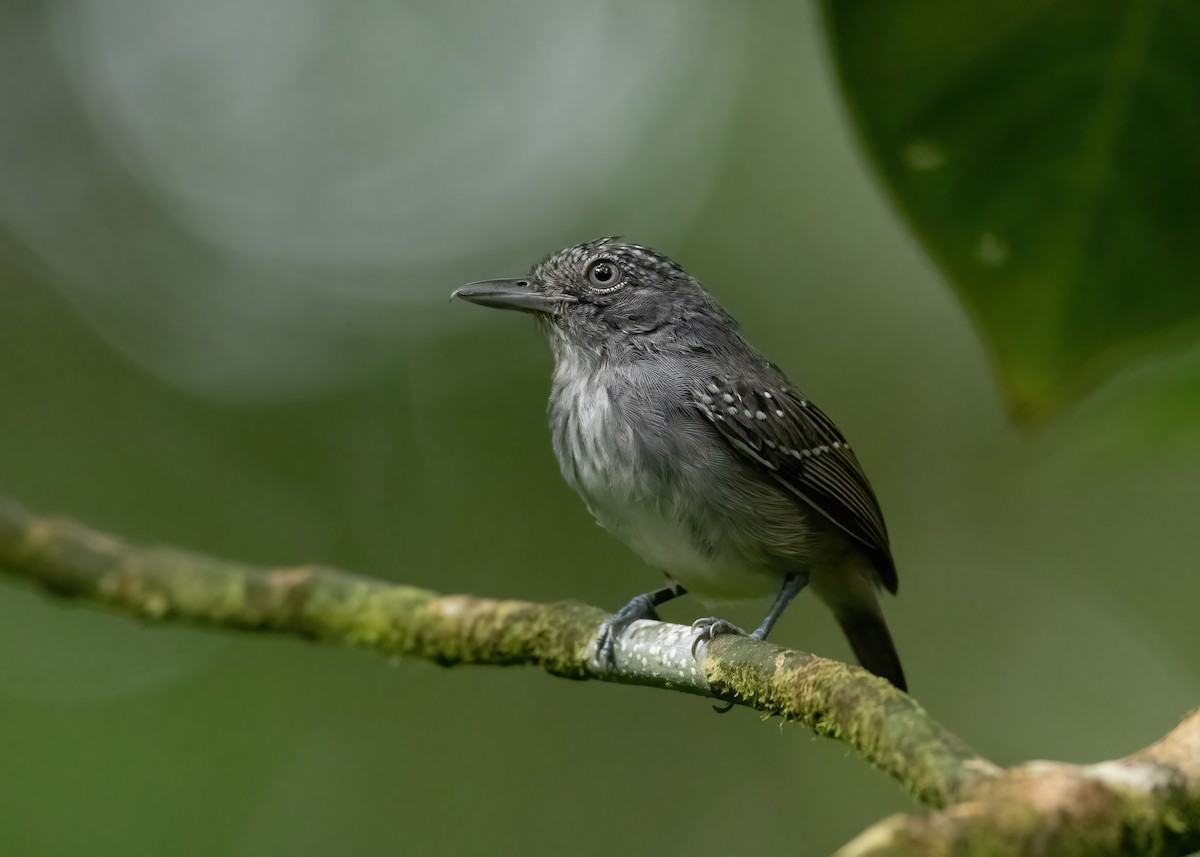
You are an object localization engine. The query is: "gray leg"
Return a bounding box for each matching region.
[595,583,687,670]
[750,573,808,639]
[690,573,808,657]
[691,573,808,713]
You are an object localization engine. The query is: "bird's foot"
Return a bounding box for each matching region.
[594,595,661,672]
[689,617,748,714]
[688,617,747,660]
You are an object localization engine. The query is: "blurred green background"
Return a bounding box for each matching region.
[1,2,1197,855]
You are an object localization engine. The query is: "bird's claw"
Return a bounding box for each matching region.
[690,617,746,713]
[688,617,746,660]
[593,591,666,672]
[594,620,622,672]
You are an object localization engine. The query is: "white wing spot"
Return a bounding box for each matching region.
[707,383,719,394]
[765,440,776,449]
[743,408,753,418]
[727,406,738,415]
[722,393,734,404]
[775,409,785,417]
[763,391,772,399]
[755,410,766,420]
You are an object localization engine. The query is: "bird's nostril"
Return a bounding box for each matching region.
[516,280,530,288]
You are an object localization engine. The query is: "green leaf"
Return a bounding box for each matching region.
[823,1,1200,422]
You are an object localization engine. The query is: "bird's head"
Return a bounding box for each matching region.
[452,237,736,356]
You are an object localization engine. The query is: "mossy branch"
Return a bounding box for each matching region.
[838,708,1200,856]
[0,493,1197,855]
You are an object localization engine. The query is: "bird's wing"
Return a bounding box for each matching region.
[693,372,897,593]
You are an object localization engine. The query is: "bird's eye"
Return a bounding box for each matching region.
[585,259,622,291]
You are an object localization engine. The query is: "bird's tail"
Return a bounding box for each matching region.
[834,607,907,692]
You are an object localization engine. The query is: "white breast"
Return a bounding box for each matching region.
[550,359,780,603]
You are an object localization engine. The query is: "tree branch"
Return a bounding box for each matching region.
[1,492,1197,854]
[0,493,989,805]
[838,709,1200,856]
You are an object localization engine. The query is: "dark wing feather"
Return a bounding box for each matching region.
[693,373,897,593]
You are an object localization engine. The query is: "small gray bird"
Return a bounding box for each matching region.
[452,238,906,691]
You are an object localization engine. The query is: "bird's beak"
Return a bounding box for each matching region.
[452,279,575,315]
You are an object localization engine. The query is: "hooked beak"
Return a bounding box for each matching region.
[452,278,575,315]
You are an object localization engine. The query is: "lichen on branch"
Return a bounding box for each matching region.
[1,493,1197,855]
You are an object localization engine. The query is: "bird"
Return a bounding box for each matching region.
[452,237,906,692]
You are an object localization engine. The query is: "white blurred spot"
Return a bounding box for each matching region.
[0,0,748,399]
[902,139,945,172]
[977,232,1010,268]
